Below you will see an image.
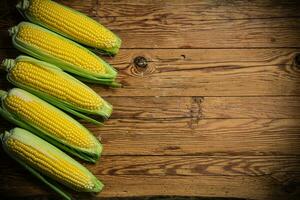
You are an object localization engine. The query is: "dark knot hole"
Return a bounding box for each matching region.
[134,56,148,68]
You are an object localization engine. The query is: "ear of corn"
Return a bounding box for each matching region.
[16,0,121,55]
[0,88,102,163]
[1,127,104,200]
[1,55,113,125]
[8,22,120,86]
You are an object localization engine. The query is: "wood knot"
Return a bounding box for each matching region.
[134,56,148,68]
[294,54,300,67]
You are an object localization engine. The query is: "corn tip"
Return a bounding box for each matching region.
[1,58,15,71]
[8,25,18,36]
[16,0,30,10]
[93,179,104,193]
[0,90,8,98]
[98,101,113,119]
[0,131,7,142]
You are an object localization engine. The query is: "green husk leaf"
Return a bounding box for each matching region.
[16,159,72,200]
[1,130,71,200]
[0,89,102,163]
[0,90,7,98]
[74,75,122,88]
[9,22,118,82]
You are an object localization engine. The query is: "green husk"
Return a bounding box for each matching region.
[1,131,72,200]
[16,0,121,55]
[0,88,102,163]
[74,75,122,88]
[1,128,104,199]
[8,22,118,85]
[1,55,113,124]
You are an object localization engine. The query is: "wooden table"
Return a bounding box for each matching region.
[1,0,300,199]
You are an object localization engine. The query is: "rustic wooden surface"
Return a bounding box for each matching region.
[1,0,300,200]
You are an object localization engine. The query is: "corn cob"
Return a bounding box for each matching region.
[1,127,103,200]
[0,88,102,162]
[9,22,119,86]
[16,0,121,55]
[1,55,112,125]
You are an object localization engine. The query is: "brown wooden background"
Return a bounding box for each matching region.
[1,0,300,200]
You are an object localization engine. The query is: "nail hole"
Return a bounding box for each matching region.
[270,37,276,43]
[181,54,186,59]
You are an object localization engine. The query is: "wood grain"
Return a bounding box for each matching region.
[0,0,300,199]
[97,1,300,48]
[97,12,300,48]
[102,48,300,96]
[98,173,300,199]
[2,17,300,49]
[1,154,299,180]
[1,153,300,199]
[88,119,300,156]
[99,0,300,20]
[2,49,300,97]
[105,96,300,119]
[1,172,294,200]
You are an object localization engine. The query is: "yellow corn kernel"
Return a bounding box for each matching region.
[4,93,94,149]
[16,24,106,74]
[10,61,102,110]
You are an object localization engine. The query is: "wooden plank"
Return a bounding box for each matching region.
[97,174,300,199]
[99,0,300,20]
[96,15,300,49]
[0,173,293,200]
[86,118,300,156]
[1,48,298,66]
[1,154,300,199]
[2,154,299,180]
[105,96,300,119]
[97,0,300,48]
[201,97,300,119]
[98,48,300,96]
[90,156,300,176]
[1,49,300,97]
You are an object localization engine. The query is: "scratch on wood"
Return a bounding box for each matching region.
[163,146,181,151]
[188,97,204,129]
